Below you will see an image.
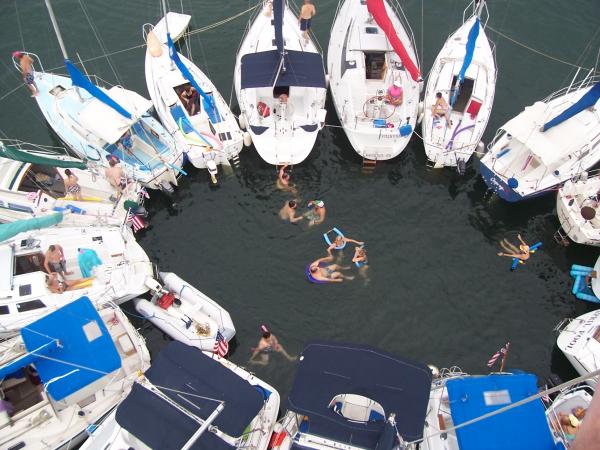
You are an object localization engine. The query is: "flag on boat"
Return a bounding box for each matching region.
[139,187,150,199]
[213,330,229,357]
[126,208,146,232]
[487,342,510,367]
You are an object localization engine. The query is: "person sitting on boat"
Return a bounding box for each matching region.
[552,407,586,442]
[47,272,93,294]
[386,82,403,106]
[306,199,326,226]
[181,84,200,116]
[13,51,38,97]
[249,324,296,365]
[105,158,131,198]
[44,244,72,277]
[497,234,530,261]
[63,169,83,201]
[308,246,354,282]
[117,130,134,155]
[279,200,303,223]
[431,92,451,126]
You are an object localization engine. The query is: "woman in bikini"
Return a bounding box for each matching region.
[431,92,451,127]
[249,325,296,365]
[63,169,83,201]
[497,234,530,261]
[308,246,354,282]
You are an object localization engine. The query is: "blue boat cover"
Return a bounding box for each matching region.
[446,374,555,450]
[167,34,221,124]
[65,60,132,119]
[543,82,600,132]
[19,297,121,401]
[452,17,480,106]
[0,213,63,243]
[273,0,284,54]
[115,341,263,450]
[287,342,432,446]
[240,50,326,89]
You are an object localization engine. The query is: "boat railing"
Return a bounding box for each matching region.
[543,70,599,103]
[329,0,345,35]
[11,51,47,75]
[554,318,573,333]
[463,0,489,28]
[388,0,420,69]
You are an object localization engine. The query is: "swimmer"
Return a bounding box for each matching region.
[352,246,368,266]
[306,199,326,226]
[249,324,296,365]
[331,233,364,249]
[308,246,354,282]
[279,200,304,223]
[276,163,296,192]
[497,234,530,261]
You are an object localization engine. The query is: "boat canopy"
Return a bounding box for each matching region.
[66,60,131,119]
[366,0,420,82]
[0,213,63,243]
[446,374,555,450]
[78,86,153,144]
[2,297,121,402]
[287,342,432,446]
[0,143,87,169]
[240,50,326,89]
[543,82,600,132]
[452,17,480,106]
[115,341,265,450]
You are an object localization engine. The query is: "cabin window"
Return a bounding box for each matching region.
[483,389,512,406]
[0,305,9,315]
[365,27,378,34]
[329,394,385,423]
[450,76,474,112]
[273,86,290,99]
[14,253,45,276]
[16,299,45,312]
[364,52,386,80]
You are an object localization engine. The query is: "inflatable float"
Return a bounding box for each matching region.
[510,242,542,271]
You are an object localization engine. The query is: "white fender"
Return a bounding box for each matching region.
[417,101,424,126]
[243,131,252,147]
[238,113,248,130]
[428,364,441,378]
[475,141,486,158]
[325,73,330,88]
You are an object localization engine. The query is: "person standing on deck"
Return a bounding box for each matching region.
[44,244,72,277]
[13,51,38,97]
[298,0,316,44]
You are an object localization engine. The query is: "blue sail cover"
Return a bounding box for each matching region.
[287,342,432,446]
[0,212,63,243]
[273,0,284,54]
[65,60,131,119]
[166,34,221,124]
[542,82,600,132]
[19,297,121,401]
[446,374,555,450]
[452,17,480,106]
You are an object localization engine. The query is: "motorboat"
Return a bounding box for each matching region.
[546,385,594,448]
[133,271,235,351]
[277,341,432,449]
[557,172,600,246]
[0,216,152,337]
[328,0,421,161]
[80,341,280,450]
[422,369,556,450]
[422,0,496,169]
[0,139,144,227]
[556,308,600,388]
[13,0,186,193]
[0,297,150,450]
[235,0,327,165]
[144,7,245,177]
[480,74,600,202]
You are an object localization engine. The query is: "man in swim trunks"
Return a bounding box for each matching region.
[44,244,73,277]
[309,246,354,282]
[105,158,130,198]
[279,200,303,223]
[431,92,451,127]
[13,51,38,97]
[497,234,530,261]
[249,324,296,365]
[306,199,326,226]
[298,0,316,43]
[63,169,83,201]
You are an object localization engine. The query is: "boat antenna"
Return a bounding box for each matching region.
[44,0,69,60]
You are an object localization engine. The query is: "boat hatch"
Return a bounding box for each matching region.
[19,165,64,197]
[14,252,45,276]
[49,85,66,97]
[365,27,379,34]
[17,299,45,312]
[451,76,475,112]
[365,52,386,80]
[330,393,385,422]
[273,85,289,99]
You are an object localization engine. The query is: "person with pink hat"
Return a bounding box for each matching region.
[12,51,38,97]
[249,324,296,365]
[386,81,403,106]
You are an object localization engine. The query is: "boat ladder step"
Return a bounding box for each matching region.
[553,318,572,333]
[425,158,437,169]
[231,153,241,169]
[553,227,570,246]
[362,158,377,174]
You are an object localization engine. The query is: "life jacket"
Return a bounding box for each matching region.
[158,292,176,309]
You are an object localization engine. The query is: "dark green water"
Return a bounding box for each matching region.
[0,0,599,398]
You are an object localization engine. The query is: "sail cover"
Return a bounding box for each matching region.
[0,143,87,169]
[273,0,284,54]
[0,213,63,243]
[451,17,480,106]
[167,34,221,123]
[241,50,326,89]
[367,0,420,82]
[542,82,600,132]
[65,60,132,119]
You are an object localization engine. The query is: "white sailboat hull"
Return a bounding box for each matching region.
[557,174,600,246]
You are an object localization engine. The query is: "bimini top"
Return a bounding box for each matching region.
[446,373,555,450]
[0,297,121,402]
[287,341,432,446]
[115,341,265,450]
[240,50,326,89]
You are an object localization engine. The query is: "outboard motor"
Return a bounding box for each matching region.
[456,158,466,176]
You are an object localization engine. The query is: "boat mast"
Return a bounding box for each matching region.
[181,402,225,450]
[44,0,69,60]
[161,0,170,36]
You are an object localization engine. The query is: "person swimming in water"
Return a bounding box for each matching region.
[279,200,304,223]
[305,199,326,226]
[249,324,296,365]
[497,234,531,261]
[276,164,296,192]
[309,245,354,282]
[332,233,364,249]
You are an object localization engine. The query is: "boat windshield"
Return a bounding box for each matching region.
[330,393,385,423]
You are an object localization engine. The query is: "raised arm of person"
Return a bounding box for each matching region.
[517,234,528,246]
[345,238,364,246]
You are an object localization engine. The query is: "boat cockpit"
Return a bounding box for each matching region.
[17,164,66,199]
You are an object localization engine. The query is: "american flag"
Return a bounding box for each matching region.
[213,331,229,358]
[126,208,146,233]
[487,342,510,368]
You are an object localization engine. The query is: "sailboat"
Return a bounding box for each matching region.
[557,172,600,246]
[144,2,246,179]
[0,139,143,227]
[235,0,327,165]
[422,0,496,170]
[480,73,600,202]
[328,0,422,161]
[0,297,151,450]
[14,0,185,193]
[80,341,280,450]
